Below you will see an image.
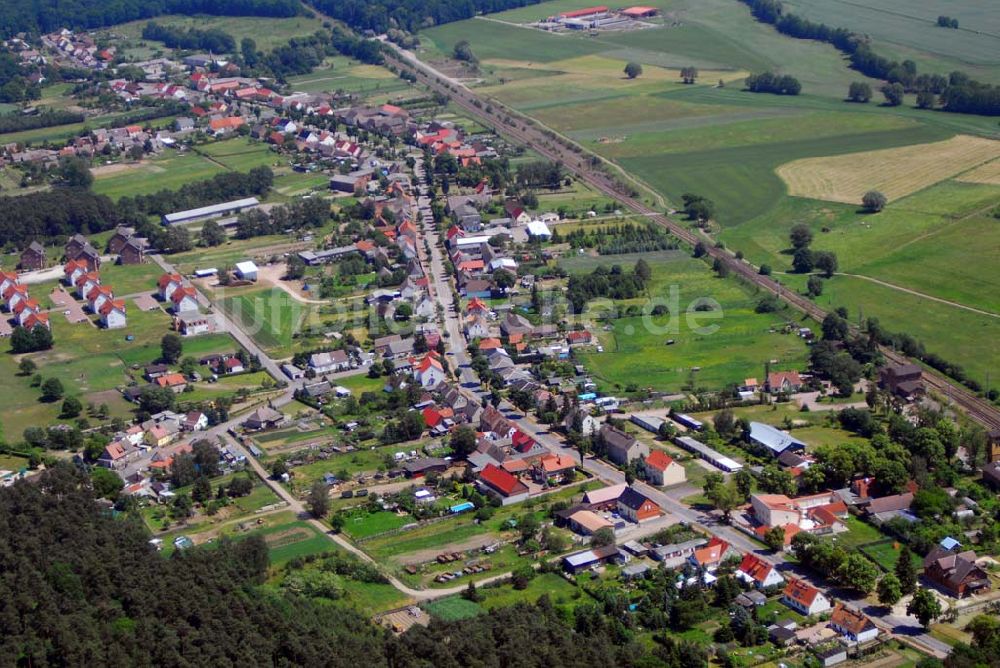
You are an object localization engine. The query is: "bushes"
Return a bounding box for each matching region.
[745,72,801,95]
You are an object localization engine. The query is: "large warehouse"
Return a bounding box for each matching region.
[161,197,260,225]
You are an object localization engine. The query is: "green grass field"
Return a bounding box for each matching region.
[343,510,415,540]
[423,596,483,621]
[112,14,326,52]
[0,300,241,436]
[92,137,279,201]
[287,58,411,101]
[860,539,923,572]
[219,287,313,357]
[92,153,227,200]
[783,0,1000,85]
[568,255,810,393]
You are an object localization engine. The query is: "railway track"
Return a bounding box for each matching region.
[385,51,1000,433]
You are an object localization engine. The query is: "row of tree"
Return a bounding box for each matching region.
[0,108,84,133]
[141,21,236,52]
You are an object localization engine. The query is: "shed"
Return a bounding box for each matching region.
[234,261,259,281]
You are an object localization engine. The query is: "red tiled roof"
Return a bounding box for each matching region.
[158,273,182,289]
[171,286,197,303]
[645,450,675,472]
[738,553,776,583]
[209,116,245,131]
[479,463,527,497]
[155,373,186,387]
[691,536,730,566]
[830,603,875,635]
[783,579,821,606]
[511,429,536,453]
[99,299,126,316]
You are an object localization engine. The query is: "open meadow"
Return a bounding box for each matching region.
[0,299,241,436]
[564,253,809,393]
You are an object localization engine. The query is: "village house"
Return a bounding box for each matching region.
[158,273,184,301]
[19,242,46,270]
[688,537,735,572]
[782,579,831,616]
[643,450,686,486]
[750,492,848,537]
[170,286,199,313]
[736,553,785,589]
[4,284,29,312]
[144,424,175,448]
[532,453,576,485]
[582,483,628,510]
[99,299,127,329]
[309,350,351,374]
[879,362,924,399]
[766,370,802,394]
[74,271,100,300]
[413,353,447,388]
[599,423,649,466]
[155,373,188,393]
[0,271,19,298]
[176,316,211,336]
[477,463,529,505]
[922,545,990,598]
[87,284,114,313]
[563,407,601,437]
[98,441,136,470]
[616,487,663,523]
[119,237,148,265]
[829,603,878,643]
[182,411,208,431]
[243,406,285,431]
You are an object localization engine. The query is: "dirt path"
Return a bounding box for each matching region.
[255,263,329,304]
[837,273,999,318]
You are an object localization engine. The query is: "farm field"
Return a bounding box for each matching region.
[776,135,1000,204]
[287,58,411,102]
[92,152,226,200]
[721,179,1000,384]
[793,273,999,391]
[568,255,810,393]
[782,0,1000,85]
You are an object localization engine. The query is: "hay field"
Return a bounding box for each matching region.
[956,158,1000,186]
[777,135,1000,204]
